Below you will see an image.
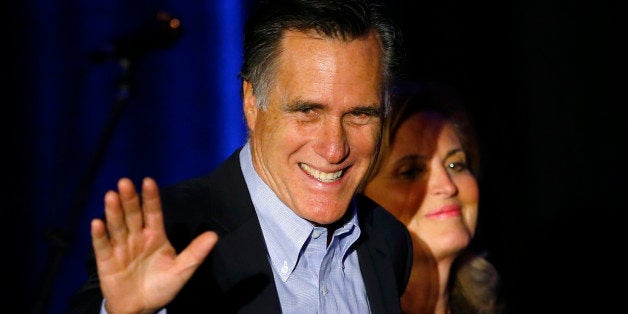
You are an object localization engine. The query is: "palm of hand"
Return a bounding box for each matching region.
[91,177,218,314]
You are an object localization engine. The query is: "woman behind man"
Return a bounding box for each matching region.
[362,82,503,313]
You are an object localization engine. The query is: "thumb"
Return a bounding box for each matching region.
[175,231,219,273]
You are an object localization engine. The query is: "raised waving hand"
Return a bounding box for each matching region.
[90,177,218,314]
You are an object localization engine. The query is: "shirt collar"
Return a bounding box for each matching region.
[239,141,361,281]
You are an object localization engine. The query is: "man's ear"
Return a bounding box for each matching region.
[242,80,257,131]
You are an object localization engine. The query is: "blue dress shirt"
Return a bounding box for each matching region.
[240,142,370,313]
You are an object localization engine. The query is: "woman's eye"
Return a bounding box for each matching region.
[447,161,467,172]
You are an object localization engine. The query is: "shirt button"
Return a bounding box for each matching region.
[281,261,289,274]
[312,228,323,239]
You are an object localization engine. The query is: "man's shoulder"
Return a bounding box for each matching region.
[158,147,250,220]
[158,147,257,243]
[354,193,411,255]
[355,193,406,232]
[354,193,413,297]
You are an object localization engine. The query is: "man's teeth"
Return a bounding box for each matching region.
[300,163,343,182]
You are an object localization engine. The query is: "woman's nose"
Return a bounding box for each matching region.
[429,166,457,196]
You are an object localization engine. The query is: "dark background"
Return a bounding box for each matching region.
[389,1,627,312]
[5,0,626,313]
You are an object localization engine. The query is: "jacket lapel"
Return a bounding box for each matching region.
[207,149,282,313]
[356,195,405,314]
[210,215,282,313]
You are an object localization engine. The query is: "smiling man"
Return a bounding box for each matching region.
[243,29,384,226]
[70,1,413,313]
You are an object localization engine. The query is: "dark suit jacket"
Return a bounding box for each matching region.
[70,148,412,313]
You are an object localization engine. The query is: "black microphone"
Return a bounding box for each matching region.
[91,10,183,63]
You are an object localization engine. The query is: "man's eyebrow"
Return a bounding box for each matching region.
[283,99,382,115]
[283,99,324,112]
[350,105,382,116]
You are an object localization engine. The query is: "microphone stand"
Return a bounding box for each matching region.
[32,59,133,314]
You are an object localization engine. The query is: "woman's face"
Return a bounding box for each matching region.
[364,111,478,260]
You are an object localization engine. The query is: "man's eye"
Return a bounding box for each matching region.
[299,107,314,114]
[291,106,322,123]
[345,108,380,125]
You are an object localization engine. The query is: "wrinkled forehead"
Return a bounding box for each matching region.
[271,30,384,103]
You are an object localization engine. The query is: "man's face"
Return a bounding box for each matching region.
[243,30,384,225]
